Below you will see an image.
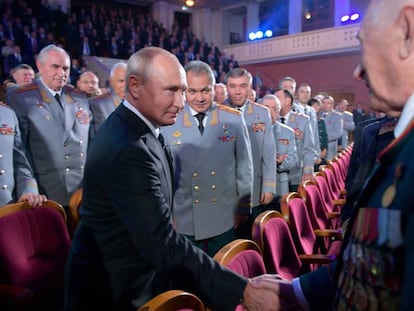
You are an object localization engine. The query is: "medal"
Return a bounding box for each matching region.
[381,163,404,208]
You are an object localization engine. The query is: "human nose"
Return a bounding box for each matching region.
[174,91,185,111]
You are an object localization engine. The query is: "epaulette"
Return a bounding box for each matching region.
[217,104,241,115]
[91,91,112,100]
[64,85,84,95]
[343,111,353,116]
[293,111,309,120]
[14,83,38,93]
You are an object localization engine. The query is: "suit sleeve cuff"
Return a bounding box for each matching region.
[292,277,311,311]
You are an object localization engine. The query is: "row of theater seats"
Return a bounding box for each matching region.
[0,145,352,311]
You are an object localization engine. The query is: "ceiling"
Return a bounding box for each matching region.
[116,0,258,10]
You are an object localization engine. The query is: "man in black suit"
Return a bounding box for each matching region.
[64,47,278,311]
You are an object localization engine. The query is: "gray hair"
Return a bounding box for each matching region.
[184,60,215,86]
[110,62,127,78]
[37,44,70,65]
[224,68,252,85]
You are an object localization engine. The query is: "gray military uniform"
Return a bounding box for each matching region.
[89,91,122,135]
[272,121,298,198]
[0,104,39,205]
[339,110,355,149]
[9,80,91,206]
[226,99,276,207]
[282,110,317,187]
[322,110,344,160]
[162,103,253,240]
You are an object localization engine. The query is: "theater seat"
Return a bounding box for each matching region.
[68,188,83,237]
[137,290,205,311]
[0,200,71,311]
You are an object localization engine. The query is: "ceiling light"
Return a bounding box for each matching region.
[185,0,195,7]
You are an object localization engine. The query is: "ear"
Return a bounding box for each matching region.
[399,6,414,59]
[127,75,141,100]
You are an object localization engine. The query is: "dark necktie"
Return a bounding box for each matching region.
[54,93,63,109]
[195,113,205,135]
[280,117,285,124]
[158,133,174,181]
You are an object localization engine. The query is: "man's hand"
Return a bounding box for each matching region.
[247,275,302,310]
[18,193,47,206]
[260,192,274,205]
[242,279,280,311]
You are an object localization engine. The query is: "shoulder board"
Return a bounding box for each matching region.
[344,111,353,116]
[14,83,38,94]
[293,111,310,120]
[92,92,113,100]
[64,85,84,95]
[217,104,241,115]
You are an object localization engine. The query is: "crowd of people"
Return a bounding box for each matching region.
[0,0,412,310]
[0,0,240,90]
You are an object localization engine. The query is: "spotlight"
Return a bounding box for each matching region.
[185,0,194,7]
[304,11,312,20]
[248,32,256,41]
[350,13,360,21]
[341,15,350,23]
[264,30,273,38]
[256,31,263,39]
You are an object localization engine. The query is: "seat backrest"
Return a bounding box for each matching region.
[0,200,71,309]
[252,210,302,279]
[281,192,316,255]
[137,290,205,311]
[213,239,266,278]
[68,188,83,237]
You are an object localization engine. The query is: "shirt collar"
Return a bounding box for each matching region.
[122,100,159,138]
[394,93,414,138]
[40,77,62,97]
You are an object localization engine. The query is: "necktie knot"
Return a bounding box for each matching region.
[195,113,205,134]
[280,117,285,124]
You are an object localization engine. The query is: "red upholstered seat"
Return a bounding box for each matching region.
[0,201,71,310]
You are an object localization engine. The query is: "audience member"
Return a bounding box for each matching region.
[8,44,91,208]
[320,95,343,160]
[260,94,298,210]
[0,103,47,206]
[214,82,227,105]
[162,60,253,256]
[224,68,276,237]
[65,46,278,311]
[89,62,127,135]
[335,99,356,150]
[308,97,328,169]
[76,71,100,97]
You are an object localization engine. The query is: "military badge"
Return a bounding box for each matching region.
[253,122,266,132]
[75,107,90,124]
[278,138,289,145]
[294,128,303,139]
[0,124,14,135]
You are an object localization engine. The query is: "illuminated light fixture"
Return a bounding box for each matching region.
[248,29,273,41]
[341,12,360,24]
[185,0,195,7]
[304,11,312,20]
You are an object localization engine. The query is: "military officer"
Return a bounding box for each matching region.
[0,103,47,206]
[335,99,355,150]
[320,95,344,161]
[162,60,253,256]
[260,94,298,208]
[224,68,276,237]
[89,62,126,135]
[8,44,91,207]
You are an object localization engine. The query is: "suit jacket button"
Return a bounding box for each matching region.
[192,173,198,177]
[210,171,216,176]
[65,168,70,173]
[2,185,7,190]
[211,184,216,190]
[0,154,3,158]
[194,199,200,203]
[65,155,69,160]
[194,185,199,191]
[211,198,217,202]
[79,140,84,145]
[0,170,5,175]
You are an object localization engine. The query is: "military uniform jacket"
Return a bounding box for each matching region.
[272,122,298,198]
[89,91,122,135]
[0,104,38,205]
[294,102,321,159]
[284,111,316,185]
[339,110,355,148]
[226,100,276,207]
[162,103,253,240]
[9,80,91,206]
[322,110,343,160]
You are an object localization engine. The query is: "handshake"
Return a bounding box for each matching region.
[242,274,302,311]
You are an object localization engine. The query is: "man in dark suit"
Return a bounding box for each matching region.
[249,0,414,309]
[64,47,278,311]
